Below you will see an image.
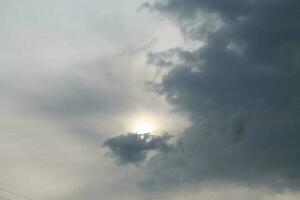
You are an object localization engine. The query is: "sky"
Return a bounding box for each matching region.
[0,0,300,200]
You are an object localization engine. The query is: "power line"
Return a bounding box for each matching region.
[0,187,33,200]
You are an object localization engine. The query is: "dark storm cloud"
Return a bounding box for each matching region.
[147,48,199,68]
[103,133,171,165]
[140,0,300,191]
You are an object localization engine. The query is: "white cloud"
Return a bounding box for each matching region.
[0,0,188,199]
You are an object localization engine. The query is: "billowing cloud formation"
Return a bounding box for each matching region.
[140,0,300,191]
[103,133,171,164]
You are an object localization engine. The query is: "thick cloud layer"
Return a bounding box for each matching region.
[103,133,171,164]
[140,0,300,191]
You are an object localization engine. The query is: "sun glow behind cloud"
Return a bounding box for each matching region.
[127,113,158,134]
[132,121,154,134]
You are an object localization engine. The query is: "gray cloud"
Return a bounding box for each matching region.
[29,71,123,117]
[140,0,300,191]
[118,38,157,56]
[103,133,171,165]
[0,1,187,199]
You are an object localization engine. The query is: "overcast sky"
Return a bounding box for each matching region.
[1,0,300,200]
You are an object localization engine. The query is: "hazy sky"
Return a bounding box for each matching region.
[1,0,300,200]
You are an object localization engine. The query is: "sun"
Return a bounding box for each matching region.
[132,121,154,134]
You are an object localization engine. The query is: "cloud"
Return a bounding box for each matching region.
[103,133,171,165]
[118,38,157,56]
[0,1,187,199]
[28,69,124,117]
[139,0,300,191]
